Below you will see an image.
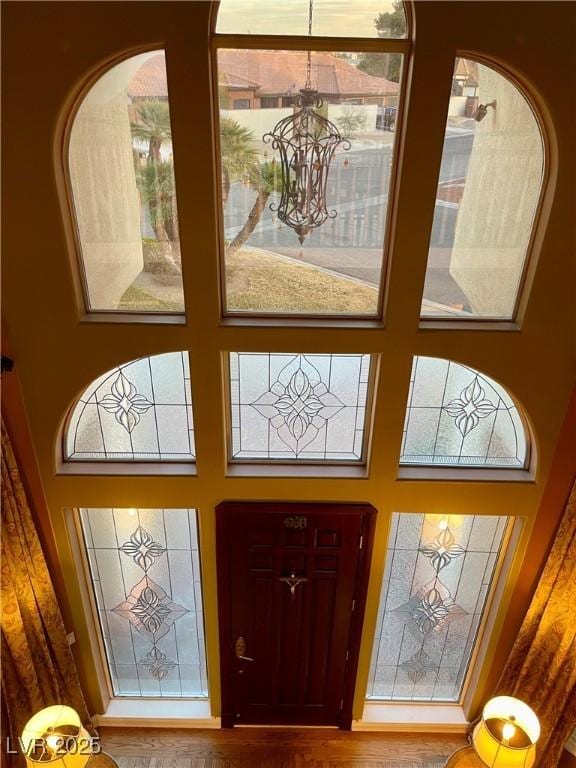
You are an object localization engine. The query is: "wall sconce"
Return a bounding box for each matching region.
[21,706,92,768]
[472,100,497,122]
[472,696,540,768]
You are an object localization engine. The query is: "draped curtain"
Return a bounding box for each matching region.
[1,420,90,763]
[497,481,576,768]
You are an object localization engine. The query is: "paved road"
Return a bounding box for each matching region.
[224,131,475,310]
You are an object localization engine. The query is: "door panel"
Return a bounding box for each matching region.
[217,502,375,728]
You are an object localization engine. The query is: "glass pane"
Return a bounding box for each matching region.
[229,352,372,460]
[367,512,508,701]
[217,49,403,315]
[216,0,407,38]
[400,357,527,468]
[65,352,195,461]
[421,58,544,319]
[69,51,184,312]
[79,508,208,697]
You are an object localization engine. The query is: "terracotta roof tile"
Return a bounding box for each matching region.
[128,51,399,100]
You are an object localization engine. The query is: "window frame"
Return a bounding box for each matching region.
[364,512,517,706]
[59,351,198,471]
[223,350,379,471]
[210,22,412,323]
[62,46,188,322]
[418,51,550,329]
[398,355,533,474]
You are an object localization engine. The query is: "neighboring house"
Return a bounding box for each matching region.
[128,50,400,109]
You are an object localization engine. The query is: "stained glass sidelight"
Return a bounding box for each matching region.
[229,352,372,461]
[400,357,527,467]
[79,508,208,697]
[65,352,195,461]
[367,512,509,701]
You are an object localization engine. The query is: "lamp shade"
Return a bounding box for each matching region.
[472,696,540,768]
[21,706,92,768]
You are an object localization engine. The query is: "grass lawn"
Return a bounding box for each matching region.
[226,249,378,314]
[118,249,378,314]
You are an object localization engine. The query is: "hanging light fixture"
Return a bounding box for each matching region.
[263,0,350,244]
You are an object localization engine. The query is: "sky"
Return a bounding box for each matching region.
[215,0,402,38]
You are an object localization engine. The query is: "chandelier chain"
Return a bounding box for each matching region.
[305,0,313,89]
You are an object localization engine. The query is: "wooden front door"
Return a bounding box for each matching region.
[216,502,375,728]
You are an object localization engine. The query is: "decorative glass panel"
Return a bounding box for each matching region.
[79,508,207,697]
[217,49,403,315]
[421,57,544,319]
[65,352,195,461]
[229,352,372,461]
[216,0,407,38]
[69,51,184,312]
[400,357,527,467]
[367,513,509,701]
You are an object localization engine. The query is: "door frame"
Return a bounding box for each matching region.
[216,501,376,729]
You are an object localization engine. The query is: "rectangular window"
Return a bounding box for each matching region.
[79,507,208,697]
[216,48,403,316]
[228,352,373,462]
[367,513,509,702]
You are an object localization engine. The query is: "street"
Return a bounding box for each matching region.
[224,130,474,311]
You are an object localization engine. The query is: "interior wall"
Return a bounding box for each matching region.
[2,0,575,722]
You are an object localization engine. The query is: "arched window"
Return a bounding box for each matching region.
[421,57,544,319]
[65,352,194,461]
[213,1,409,316]
[68,51,184,313]
[400,356,528,468]
[216,0,407,38]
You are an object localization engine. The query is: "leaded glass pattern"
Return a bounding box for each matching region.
[400,356,527,467]
[367,513,508,701]
[66,352,195,461]
[229,352,371,461]
[79,508,208,697]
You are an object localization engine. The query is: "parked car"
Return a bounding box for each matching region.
[377,106,397,131]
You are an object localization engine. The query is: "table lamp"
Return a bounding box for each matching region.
[21,705,92,768]
[472,696,540,768]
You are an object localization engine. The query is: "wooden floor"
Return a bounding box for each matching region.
[100,728,468,768]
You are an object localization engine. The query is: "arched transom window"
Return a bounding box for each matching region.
[65,352,194,462]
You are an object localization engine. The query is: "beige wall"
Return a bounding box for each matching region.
[69,55,147,309]
[450,64,544,316]
[2,0,575,725]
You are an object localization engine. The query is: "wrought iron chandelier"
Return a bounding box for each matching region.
[262,0,350,245]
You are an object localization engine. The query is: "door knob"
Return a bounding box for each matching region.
[235,635,254,662]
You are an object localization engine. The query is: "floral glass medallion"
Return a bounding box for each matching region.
[229,352,372,461]
[400,356,527,467]
[79,507,208,697]
[367,512,509,701]
[66,352,195,461]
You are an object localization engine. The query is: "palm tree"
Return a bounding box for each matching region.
[227,161,283,256]
[131,99,172,165]
[136,161,176,244]
[220,118,259,207]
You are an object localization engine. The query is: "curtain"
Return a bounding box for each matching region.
[1,420,90,762]
[497,480,576,768]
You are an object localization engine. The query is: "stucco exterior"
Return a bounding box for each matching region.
[449,64,544,317]
[68,56,146,309]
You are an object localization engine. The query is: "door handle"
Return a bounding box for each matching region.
[235,635,254,662]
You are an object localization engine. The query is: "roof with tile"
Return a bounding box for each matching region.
[128,51,399,100]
